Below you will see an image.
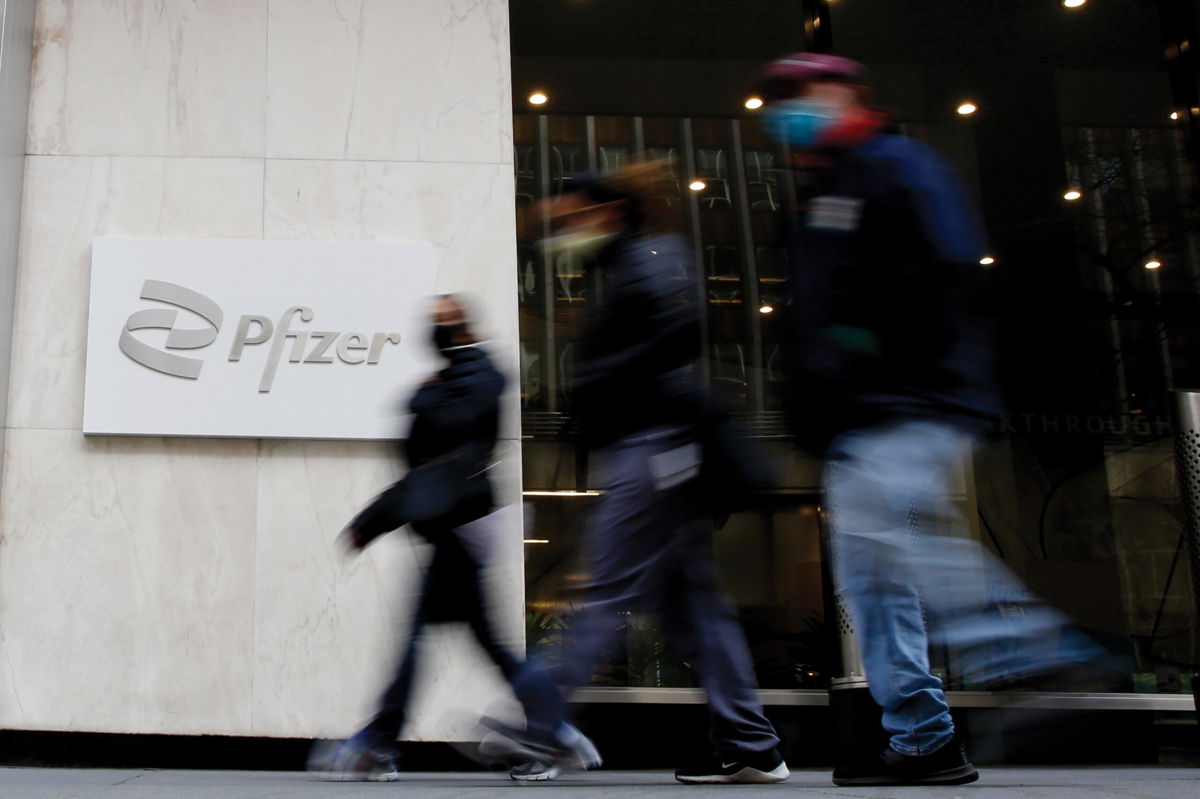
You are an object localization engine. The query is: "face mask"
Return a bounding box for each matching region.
[431,323,461,353]
[763,97,841,149]
[538,228,617,263]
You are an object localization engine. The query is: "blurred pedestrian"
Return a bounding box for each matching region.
[316,294,558,781]
[497,163,789,784]
[756,53,1106,787]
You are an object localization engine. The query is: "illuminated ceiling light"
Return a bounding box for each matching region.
[1170,111,1181,120]
[528,91,548,106]
[688,179,707,191]
[523,539,550,544]
[979,255,996,266]
[1063,0,1087,8]
[522,490,602,497]
[956,102,978,116]
[744,96,764,110]
[1063,189,1083,201]
[1144,259,1162,270]
[759,304,775,314]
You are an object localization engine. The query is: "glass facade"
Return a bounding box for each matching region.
[511,1,1200,700]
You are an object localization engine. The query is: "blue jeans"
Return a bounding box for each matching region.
[825,418,1095,756]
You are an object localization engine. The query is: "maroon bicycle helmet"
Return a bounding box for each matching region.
[754,53,868,101]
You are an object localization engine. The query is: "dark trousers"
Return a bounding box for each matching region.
[365,523,551,742]
[520,426,781,755]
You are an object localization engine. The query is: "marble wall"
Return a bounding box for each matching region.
[0,0,35,508]
[0,0,523,740]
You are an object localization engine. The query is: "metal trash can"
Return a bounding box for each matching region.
[1170,389,1200,723]
[829,591,869,693]
[828,589,887,768]
[820,516,887,767]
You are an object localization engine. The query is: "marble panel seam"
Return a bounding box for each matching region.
[3,428,522,439]
[3,425,81,432]
[23,152,275,161]
[261,156,511,167]
[250,437,263,732]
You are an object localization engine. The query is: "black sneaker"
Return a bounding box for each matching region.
[674,747,790,784]
[832,737,978,786]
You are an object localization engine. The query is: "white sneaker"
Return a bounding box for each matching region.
[505,723,602,781]
[308,735,401,782]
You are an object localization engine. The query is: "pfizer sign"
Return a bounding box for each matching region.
[84,238,439,439]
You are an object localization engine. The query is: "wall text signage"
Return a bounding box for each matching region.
[84,238,438,439]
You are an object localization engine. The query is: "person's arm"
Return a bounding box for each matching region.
[341,480,409,551]
[881,139,994,370]
[891,139,988,266]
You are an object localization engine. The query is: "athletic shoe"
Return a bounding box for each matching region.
[508,758,564,781]
[674,747,790,784]
[483,720,601,781]
[477,728,546,766]
[311,732,401,782]
[832,737,979,786]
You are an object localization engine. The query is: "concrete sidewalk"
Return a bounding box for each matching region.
[1,767,1198,798]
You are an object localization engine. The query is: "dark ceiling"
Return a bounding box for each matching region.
[510,0,807,61]
[508,1,1187,121]
[511,0,1170,68]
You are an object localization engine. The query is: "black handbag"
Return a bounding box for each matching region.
[402,448,495,524]
[348,447,495,546]
[699,409,779,516]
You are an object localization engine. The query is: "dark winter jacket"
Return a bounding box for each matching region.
[784,133,1002,450]
[405,344,504,469]
[350,345,504,542]
[572,232,703,447]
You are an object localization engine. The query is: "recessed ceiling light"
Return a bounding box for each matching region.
[759,304,774,314]
[1144,259,1162,270]
[1063,0,1087,8]
[528,92,548,106]
[956,102,978,116]
[689,180,707,192]
[979,256,996,266]
[1063,189,1083,201]
[744,97,764,110]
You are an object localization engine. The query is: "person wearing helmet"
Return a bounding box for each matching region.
[759,50,1121,787]
[755,52,999,787]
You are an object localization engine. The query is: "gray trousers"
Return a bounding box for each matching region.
[524,426,780,755]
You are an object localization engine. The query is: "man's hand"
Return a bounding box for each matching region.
[336,526,366,556]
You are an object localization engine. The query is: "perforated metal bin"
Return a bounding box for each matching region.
[1171,389,1200,722]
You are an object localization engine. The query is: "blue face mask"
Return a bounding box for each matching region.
[763,97,839,149]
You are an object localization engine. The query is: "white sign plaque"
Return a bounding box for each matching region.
[84,238,439,439]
